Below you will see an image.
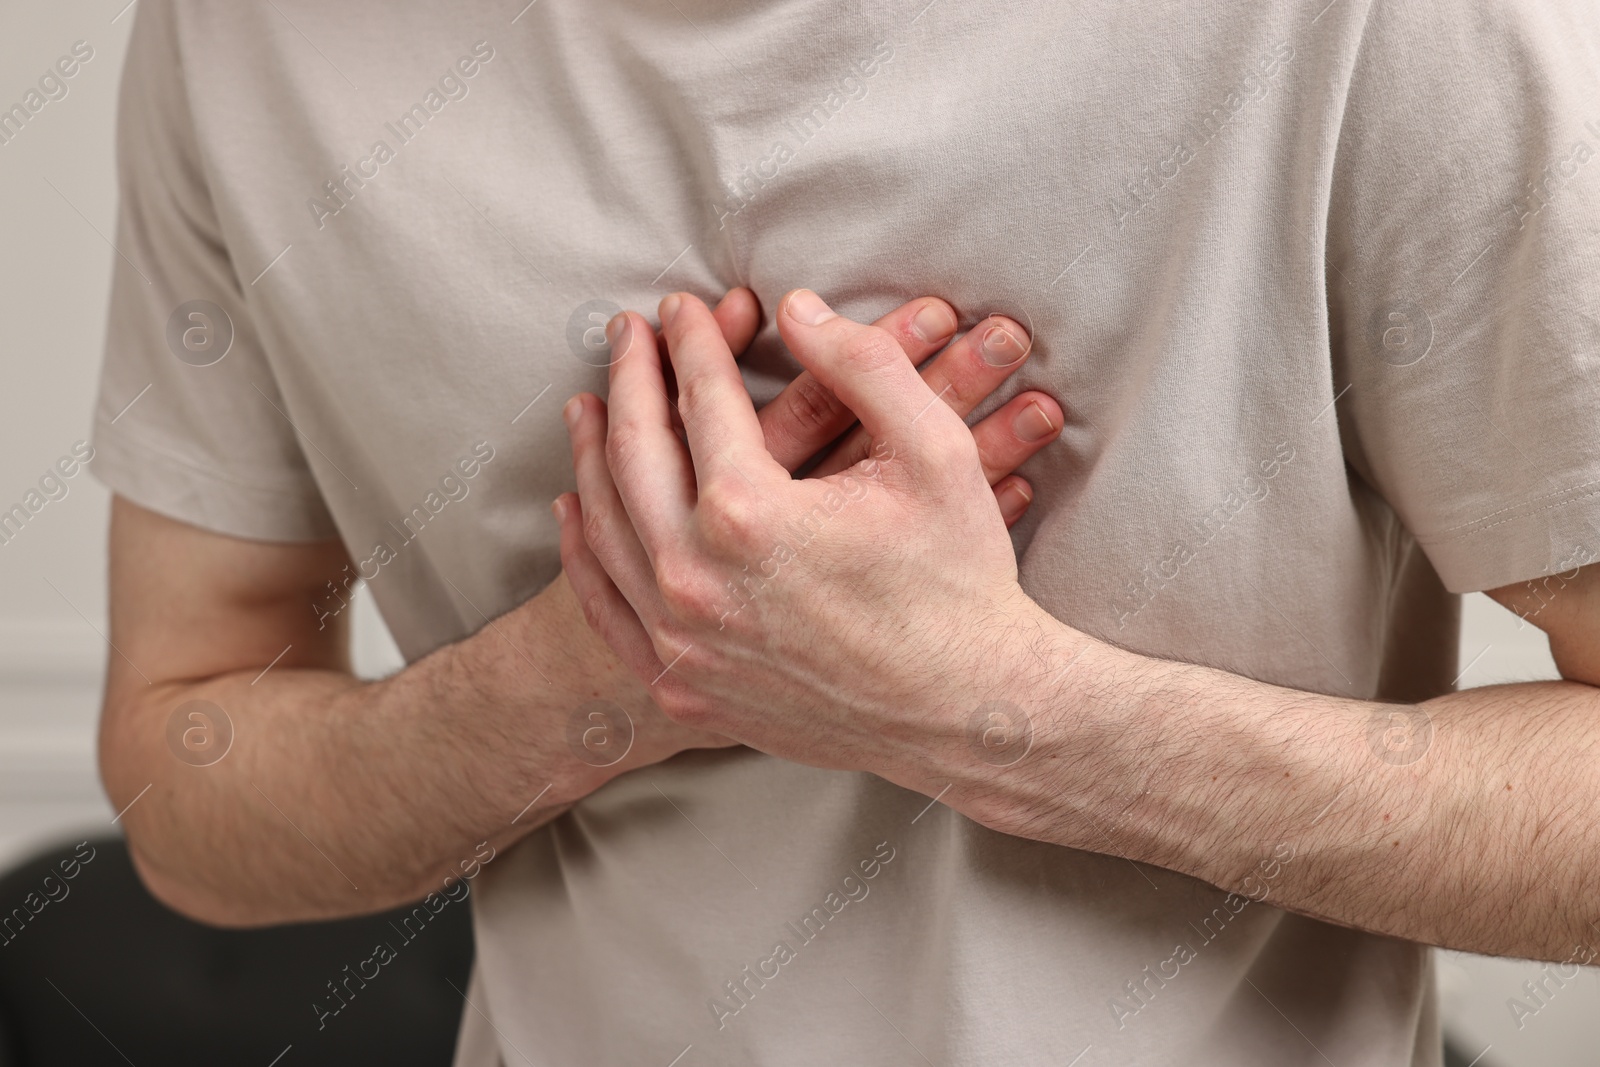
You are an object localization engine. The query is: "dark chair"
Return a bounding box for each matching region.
[0,836,472,1066]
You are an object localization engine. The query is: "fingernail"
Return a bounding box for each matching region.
[996,480,1033,520]
[605,312,632,353]
[1014,401,1057,442]
[551,495,569,522]
[980,323,1027,367]
[660,293,683,327]
[563,396,582,429]
[783,289,835,326]
[911,302,957,344]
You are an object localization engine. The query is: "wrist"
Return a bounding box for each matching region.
[908,598,1153,853]
[944,625,1302,887]
[446,576,631,822]
[885,592,1078,795]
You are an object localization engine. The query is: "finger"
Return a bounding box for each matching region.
[657,288,761,440]
[660,288,759,355]
[811,313,1035,477]
[761,297,958,471]
[659,292,781,488]
[563,393,665,620]
[554,493,666,682]
[775,289,950,459]
[604,312,694,542]
[992,476,1035,528]
[871,297,962,366]
[966,392,1063,484]
[713,287,761,357]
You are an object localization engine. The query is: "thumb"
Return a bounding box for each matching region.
[775,289,952,458]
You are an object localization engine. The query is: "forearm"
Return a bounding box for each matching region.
[939,610,1600,961]
[539,282,1600,960]
[103,575,624,926]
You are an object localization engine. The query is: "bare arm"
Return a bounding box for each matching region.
[100,289,1060,927]
[941,564,1600,961]
[101,496,665,926]
[555,287,1600,962]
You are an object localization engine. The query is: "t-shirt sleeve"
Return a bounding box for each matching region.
[89,0,337,542]
[1327,0,1600,593]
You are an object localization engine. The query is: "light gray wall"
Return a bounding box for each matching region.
[0,0,138,867]
[0,3,404,872]
[0,5,1582,1064]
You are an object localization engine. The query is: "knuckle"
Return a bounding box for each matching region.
[932,371,979,415]
[675,376,718,426]
[783,376,845,438]
[924,425,980,470]
[579,588,609,632]
[580,506,613,555]
[838,327,903,372]
[605,420,647,477]
[655,559,722,627]
[656,685,713,729]
[698,482,765,552]
[655,557,703,611]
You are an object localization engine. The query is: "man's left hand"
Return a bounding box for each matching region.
[556,288,1061,783]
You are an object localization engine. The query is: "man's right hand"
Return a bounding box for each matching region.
[100,289,1057,927]
[573,287,1061,771]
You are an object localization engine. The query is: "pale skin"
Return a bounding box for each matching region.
[557,286,1600,963]
[101,288,1064,925]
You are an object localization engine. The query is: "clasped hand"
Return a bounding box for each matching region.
[555,288,1063,780]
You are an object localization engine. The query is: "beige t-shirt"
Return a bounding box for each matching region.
[94,1,1600,1064]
